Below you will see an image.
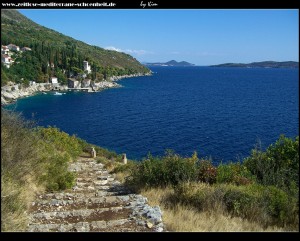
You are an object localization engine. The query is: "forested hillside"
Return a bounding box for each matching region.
[1,9,150,86]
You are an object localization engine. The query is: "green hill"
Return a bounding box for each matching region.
[1,9,150,85]
[145,60,195,66]
[210,61,299,68]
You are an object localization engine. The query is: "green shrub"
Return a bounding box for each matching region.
[216,162,254,185]
[174,182,222,211]
[96,156,109,164]
[112,160,137,174]
[94,146,118,160]
[174,182,298,228]
[223,187,256,217]
[197,160,217,184]
[39,153,76,191]
[126,151,198,189]
[244,135,299,193]
[262,186,297,226]
[76,137,90,150]
[36,127,82,160]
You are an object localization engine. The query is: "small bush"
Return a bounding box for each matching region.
[223,187,256,217]
[244,135,299,193]
[262,186,297,226]
[39,153,76,191]
[197,160,217,184]
[174,182,222,211]
[96,156,109,164]
[174,182,297,228]
[216,162,254,185]
[126,151,198,189]
[36,127,82,160]
[94,146,118,160]
[112,160,137,174]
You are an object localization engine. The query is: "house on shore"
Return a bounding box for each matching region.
[1,45,9,55]
[81,78,91,88]
[1,54,14,68]
[68,78,80,88]
[7,44,20,52]
[50,77,59,89]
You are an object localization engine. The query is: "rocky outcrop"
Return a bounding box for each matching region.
[27,157,164,232]
[1,83,61,105]
[1,72,152,105]
[93,81,120,91]
[109,72,152,82]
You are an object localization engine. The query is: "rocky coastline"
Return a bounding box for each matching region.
[1,72,152,106]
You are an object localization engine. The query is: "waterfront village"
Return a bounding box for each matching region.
[1,44,148,105]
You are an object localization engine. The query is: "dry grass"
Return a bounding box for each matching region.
[89,152,294,232]
[1,171,45,231]
[114,171,128,183]
[140,187,284,232]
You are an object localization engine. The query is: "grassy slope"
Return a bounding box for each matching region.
[1,109,123,231]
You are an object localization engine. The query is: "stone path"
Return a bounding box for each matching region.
[27,157,164,232]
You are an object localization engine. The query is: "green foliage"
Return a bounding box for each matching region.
[40,153,76,191]
[1,110,78,230]
[197,160,217,184]
[174,182,298,228]
[216,162,254,185]
[94,146,119,160]
[36,127,82,160]
[1,9,150,85]
[123,136,299,229]
[126,151,198,189]
[244,135,299,193]
[112,160,137,174]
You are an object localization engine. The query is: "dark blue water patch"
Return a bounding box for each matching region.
[5,67,299,164]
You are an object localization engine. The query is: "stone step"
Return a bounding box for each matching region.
[31,195,134,212]
[30,206,131,224]
[28,219,150,232]
[27,157,165,232]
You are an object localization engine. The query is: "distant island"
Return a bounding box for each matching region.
[145,60,195,67]
[210,61,299,68]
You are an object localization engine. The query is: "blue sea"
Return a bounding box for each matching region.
[5,67,299,163]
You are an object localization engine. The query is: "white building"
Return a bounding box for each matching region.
[83,60,91,74]
[1,54,10,63]
[50,77,58,84]
[1,45,9,55]
[7,44,20,52]
[1,54,13,68]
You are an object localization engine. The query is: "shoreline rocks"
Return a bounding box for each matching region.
[1,72,152,106]
[1,83,53,105]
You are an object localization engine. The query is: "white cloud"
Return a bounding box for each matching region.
[105,46,153,56]
[125,49,152,55]
[105,46,122,52]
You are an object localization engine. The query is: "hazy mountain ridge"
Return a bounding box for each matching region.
[210,61,298,68]
[145,60,195,66]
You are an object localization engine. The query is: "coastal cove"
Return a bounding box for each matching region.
[1,72,151,105]
[5,66,299,163]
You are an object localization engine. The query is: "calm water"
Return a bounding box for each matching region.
[5,67,299,163]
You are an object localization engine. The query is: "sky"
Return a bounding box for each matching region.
[19,9,299,66]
